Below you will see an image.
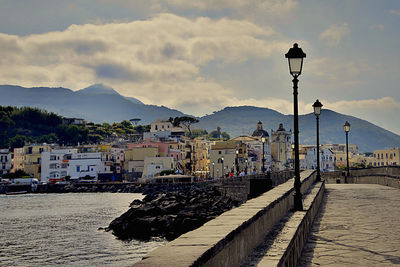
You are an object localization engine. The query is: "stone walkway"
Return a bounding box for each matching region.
[298,184,400,266]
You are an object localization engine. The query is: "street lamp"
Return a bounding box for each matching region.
[245,159,248,175]
[221,157,224,178]
[313,99,323,182]
[261,137,266,174]
[285,43,306,211]
[235,150,239,175]
[212,162,215,179]
[344,121,351,180]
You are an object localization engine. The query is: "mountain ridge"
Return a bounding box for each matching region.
[0,84,399,152]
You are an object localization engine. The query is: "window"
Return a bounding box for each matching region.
[50,163,57,169]
[50,155,57,161]
[218,151,221,154]
[76,166,80,172]
[374,162,376,166]
[61,163,68,168]
[386,153,388,158]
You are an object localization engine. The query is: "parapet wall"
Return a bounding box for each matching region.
[322,167,400,189]
[134,170,316,267]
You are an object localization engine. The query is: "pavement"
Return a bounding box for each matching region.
[298,184,400,266]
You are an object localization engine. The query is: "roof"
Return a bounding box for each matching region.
[231,136,259,142]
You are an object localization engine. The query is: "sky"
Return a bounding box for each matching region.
[0,0,399,134]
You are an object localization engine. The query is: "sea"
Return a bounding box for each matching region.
[0,193,167,266]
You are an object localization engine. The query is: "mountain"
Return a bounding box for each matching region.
[0,85,399,152]
[197,106,400,153]
[0,84,183,124]
[77,83,120,96]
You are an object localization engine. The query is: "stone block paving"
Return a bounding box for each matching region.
[298,184,400,266]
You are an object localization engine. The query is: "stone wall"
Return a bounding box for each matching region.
[134,170,316,267]
[322,167,400,189]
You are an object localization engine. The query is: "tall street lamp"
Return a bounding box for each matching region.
[235,150,239,175]
[344,121,351,181]
[313,99,323,182]
[285,43,306,211]
[261,137,266,173]
[212,162,215,179]
[221,157,224,178]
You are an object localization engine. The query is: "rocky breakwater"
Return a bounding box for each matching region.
[106,186,240,241]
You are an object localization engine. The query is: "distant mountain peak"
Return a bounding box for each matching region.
[78,83,120,95]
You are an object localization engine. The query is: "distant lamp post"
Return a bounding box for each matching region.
[261,137,266,174]
[313,99,323,182]
[212,162,215,179]
[235,150,239,175]
[245,159,248,175]
[344,121,351,181]
[285,43,306,211]
[221,157,224,178]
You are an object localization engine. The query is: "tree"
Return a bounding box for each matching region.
[172,116,199,138]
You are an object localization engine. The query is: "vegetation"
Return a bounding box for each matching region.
[1,169,30,178]
[0,106,150,148]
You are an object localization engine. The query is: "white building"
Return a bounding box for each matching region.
[41,148,77,182]
[41,149,112,182]
[303,147,335,172]
[142,156,175,178]
[0,149,13,175]
[67,152,111,181]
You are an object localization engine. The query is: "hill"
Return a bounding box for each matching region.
[0,84,183,124]
[0,84,399,152]
[197,106,400,153]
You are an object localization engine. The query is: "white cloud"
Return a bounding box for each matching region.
[389,9,400,16]
[319,23,350,47]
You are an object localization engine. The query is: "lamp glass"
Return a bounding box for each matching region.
[313,105,321,116]
[261,137,266,143]
[344,121,351,132]
[288,58,303,76]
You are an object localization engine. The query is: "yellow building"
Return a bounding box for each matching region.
[191,138,212,179]
[12,144,51,178]
[369,148,400,167]
[124,147,158,180]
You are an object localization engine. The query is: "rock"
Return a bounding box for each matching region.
[107,185,239,241]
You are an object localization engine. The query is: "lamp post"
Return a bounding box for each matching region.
[221,157,224,178]
[313,99,323,182]
[245,159,248,175]
[285,43,306,211]
[261,137,266,174]
[344,121,351,181]
[235,150,239,175]
[212,162,215,179]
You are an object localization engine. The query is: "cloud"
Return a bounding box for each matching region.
[319,23,350,47]
[370,24,385,31]
[149,0,297,16]
[389,9,400,16]
[0,13,291,114]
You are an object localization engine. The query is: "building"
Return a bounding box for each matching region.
[124,147,159,180]
[209,141,247,178]
[369,148,400,167]
[271,123,292,171]
[67,152,111,181]
[0,149,13,175]
[142,157,175,178]
[41,148,77,182]
[302,147,335,172]
[12,144,51,178]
